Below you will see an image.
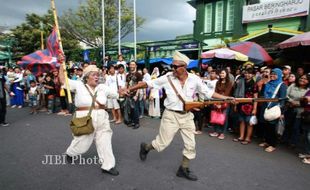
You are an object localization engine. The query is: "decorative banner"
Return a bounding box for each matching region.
[242,0,310,23]
[83,50,90,62]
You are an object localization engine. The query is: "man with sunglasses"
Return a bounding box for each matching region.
[120,51,232,181]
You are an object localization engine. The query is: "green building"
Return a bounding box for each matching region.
[188,0,310,53]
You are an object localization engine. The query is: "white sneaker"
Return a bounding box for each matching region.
[17,106,22,109]
[11,105,16,108]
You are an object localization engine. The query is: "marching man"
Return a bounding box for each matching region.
[120,51,233,181]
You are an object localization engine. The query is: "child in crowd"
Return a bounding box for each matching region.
[44,75,56,114]
[37,75,46,111]
[28,80,39,114]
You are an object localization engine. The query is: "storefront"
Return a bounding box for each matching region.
[188,0,310,52]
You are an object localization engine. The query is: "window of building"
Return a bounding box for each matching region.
[204,3,213,33]
[226,0,235,31]
[215,1,224,32]
[247,0,260,5]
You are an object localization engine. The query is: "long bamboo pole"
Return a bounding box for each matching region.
[40,31,44,50]
[50,0,72,103]
[101,0,105,63]
[40,21,44,50]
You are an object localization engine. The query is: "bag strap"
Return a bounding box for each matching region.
[167,75,186,111]
[267,82,282,108]
[84,84,98,116]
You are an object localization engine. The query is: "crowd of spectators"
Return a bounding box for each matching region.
[0,57,309,164]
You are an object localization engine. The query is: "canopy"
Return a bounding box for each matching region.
[201,48,248,62]
[137,58,211,69]
[228,41,273,65]
[277,31,310,49]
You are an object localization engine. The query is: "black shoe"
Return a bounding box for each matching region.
[102,167,119,176]
[132,124,140,129]
[139,142,149,161]
[127,123,134,127]
[66,154,73,164]
[176,166,198,181]
[1,122,9,127]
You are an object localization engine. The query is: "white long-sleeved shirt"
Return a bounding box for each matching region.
[67,80,118,107]
[146,72,213,111]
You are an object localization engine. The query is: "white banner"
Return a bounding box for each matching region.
[242,0,310,23]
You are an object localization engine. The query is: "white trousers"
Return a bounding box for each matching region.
[152,109,196,159]
[66,109,116,170]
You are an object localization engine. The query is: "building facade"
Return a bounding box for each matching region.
[189,0,310,51]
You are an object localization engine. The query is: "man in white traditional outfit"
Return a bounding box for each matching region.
[59,64,119,176]
[122,51,232,181]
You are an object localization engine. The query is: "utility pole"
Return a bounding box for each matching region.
[133,0,137,61]
[118,0,121,55]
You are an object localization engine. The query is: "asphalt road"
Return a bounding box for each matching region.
[0,108,309,190]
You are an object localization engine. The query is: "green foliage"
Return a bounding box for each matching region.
[10,10,81,61]
[60,0,145,48]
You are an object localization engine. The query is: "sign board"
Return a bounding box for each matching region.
[242,0,310,23]
[181,43,199,49]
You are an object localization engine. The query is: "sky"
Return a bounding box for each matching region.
[0,0,196,42]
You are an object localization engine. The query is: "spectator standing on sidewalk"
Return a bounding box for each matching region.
[0,66,9,126]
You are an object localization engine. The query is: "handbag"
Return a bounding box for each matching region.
[264,83,282,121]
[276,118,285,136]
[210,109,226,126]
[60,88,66,97]
[70,85,97,136]
[249,115,258,125]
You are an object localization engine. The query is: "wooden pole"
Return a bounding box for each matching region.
[40,21,44,50]
[101,0,105,63]
[50,0,72,103]
[41,31,44,50]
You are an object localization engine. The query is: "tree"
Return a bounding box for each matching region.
[11,10,82,61]
[60,0,145,48]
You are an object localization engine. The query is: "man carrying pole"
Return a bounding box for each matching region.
[120,51,233,181]
[50,0,72,104]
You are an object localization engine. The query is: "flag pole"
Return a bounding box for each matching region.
[40,21,44,50]
[118,0,121,55]
[133,0,137,61]
[102,0,105,63]
[50,0,72,103]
